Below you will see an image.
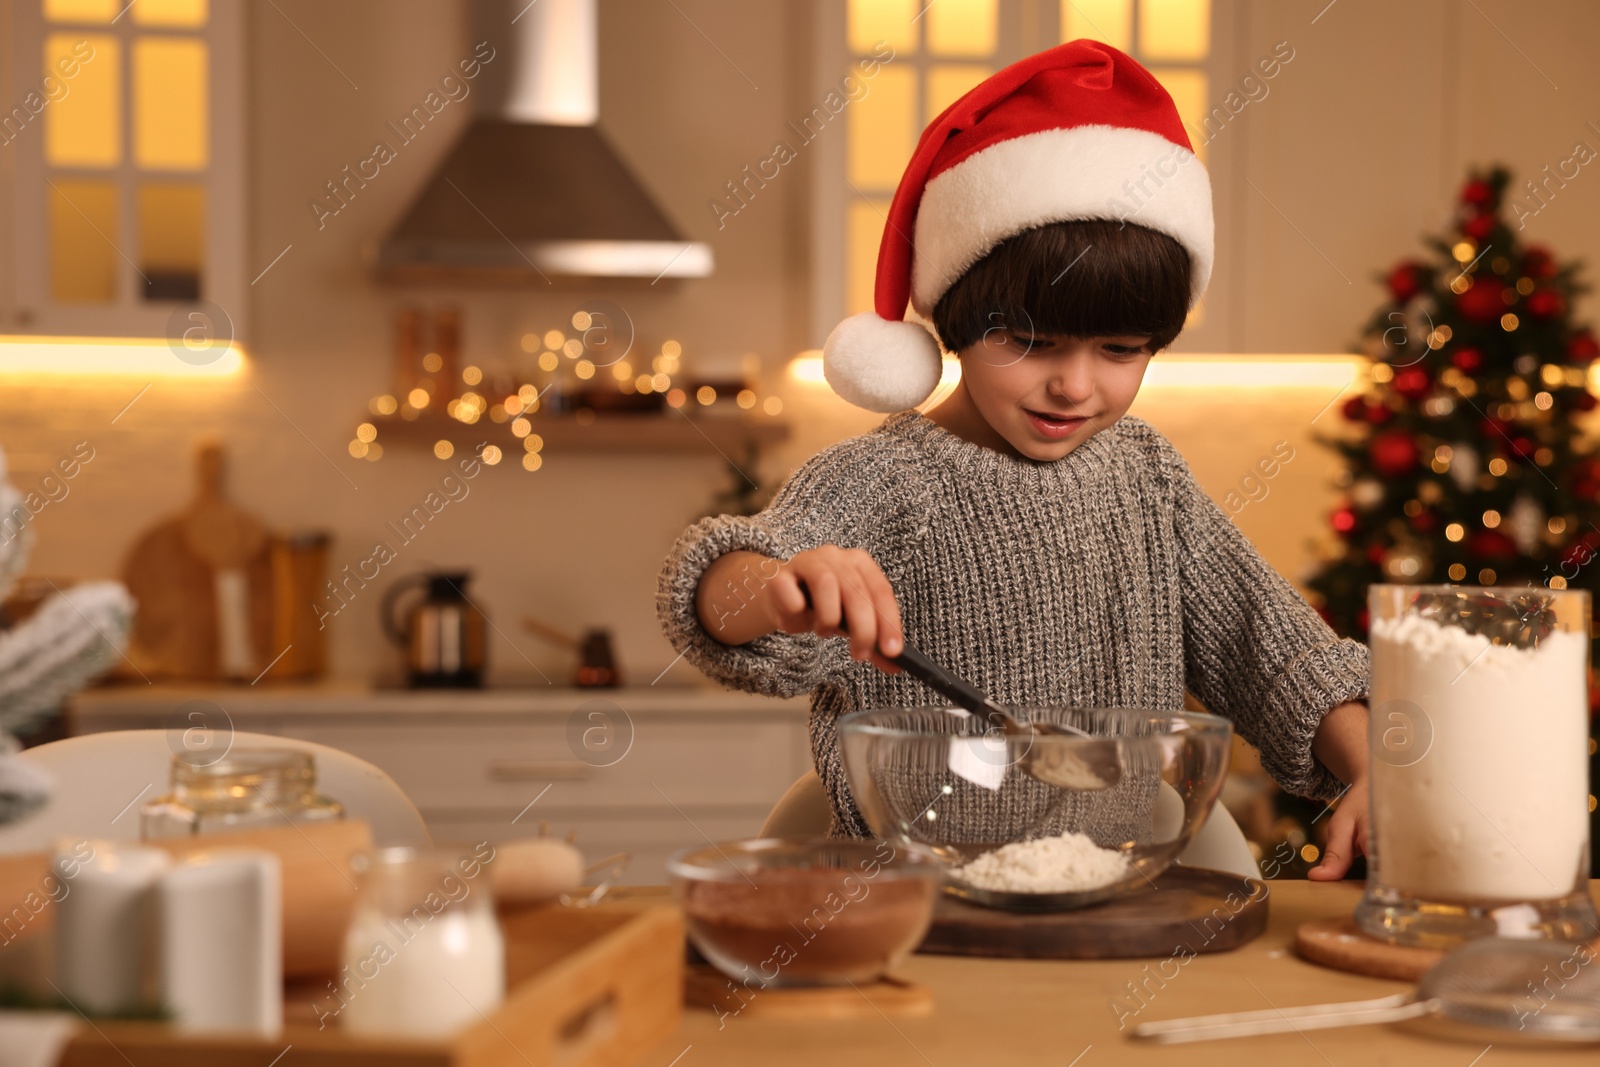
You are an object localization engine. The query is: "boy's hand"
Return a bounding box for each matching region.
[768,546,904,674]
[1306,776,1369,880]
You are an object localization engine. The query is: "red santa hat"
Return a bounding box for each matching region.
[823,39,1215,413]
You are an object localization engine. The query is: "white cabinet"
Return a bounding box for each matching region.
[68,685,813,885]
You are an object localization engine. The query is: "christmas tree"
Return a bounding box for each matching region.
[1303,165,1600,874]
[1307,165,1600,642]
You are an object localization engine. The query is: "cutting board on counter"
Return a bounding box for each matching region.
[918,865,1269,959]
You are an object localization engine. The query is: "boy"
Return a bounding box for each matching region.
[656,40,1370,879]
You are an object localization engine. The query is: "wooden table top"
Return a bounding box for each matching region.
[627,879,1600,1066]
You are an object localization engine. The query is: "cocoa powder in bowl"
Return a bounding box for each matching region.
[675,843,940,987]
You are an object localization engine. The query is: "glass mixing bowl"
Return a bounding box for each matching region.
[838,706,1234,910]
[667,837,943,986]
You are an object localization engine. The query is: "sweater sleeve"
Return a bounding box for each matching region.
[655,432,930,699]
[1152,431,1370,801]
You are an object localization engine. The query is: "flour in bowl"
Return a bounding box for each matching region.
[952,831,1131,893]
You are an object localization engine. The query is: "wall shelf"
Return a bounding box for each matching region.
[370,410,790,455]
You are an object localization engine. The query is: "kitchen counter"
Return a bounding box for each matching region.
[69,683,809,721]
[629,878,1600,1065]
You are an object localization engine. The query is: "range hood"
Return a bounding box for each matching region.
[375,0,712,284]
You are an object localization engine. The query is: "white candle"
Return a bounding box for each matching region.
[156,849,282,1033]
[52,841,169,1014]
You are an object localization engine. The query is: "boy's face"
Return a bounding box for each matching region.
[949,330,1154,461]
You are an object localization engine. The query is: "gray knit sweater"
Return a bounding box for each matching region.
[655,409,1370,839]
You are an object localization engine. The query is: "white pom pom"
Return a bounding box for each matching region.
[821,313,945,413]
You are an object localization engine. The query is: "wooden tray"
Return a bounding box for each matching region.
[917,865,1268,959]
[55,901,683,1067]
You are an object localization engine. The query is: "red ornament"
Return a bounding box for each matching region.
[1561,531,1600,568]
[1450,346,1485,374]
[1366,542,1387,565]
[1331,507,1358,535]
[1509,436,1537,460]
[1456,279,1508,324]
[1355,607,1370,633]
[1461,179,1495,209]
[1462,214,1496,242]
[1410,509,1440,535]
[1478,415,1511,440]
[1567,332,1599,364]
[1467,528,1518,560]
[1577,478,1600,502]
[1365,402,1395,426]
[1368,430,1420,477]
[1341,395,1368,421]
[1526,289,1566,319]
[1577,391,1599,412]
[1522,245,1557,279]
[1385,261,1426,303]
[1391,365,1432,401]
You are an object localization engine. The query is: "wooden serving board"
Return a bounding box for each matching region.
[1294,917,1444,982]
[684,965,932,1020]
[917,865,1268,959]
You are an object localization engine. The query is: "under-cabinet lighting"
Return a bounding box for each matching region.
[0,335,247,378]
[787,352,1366,392]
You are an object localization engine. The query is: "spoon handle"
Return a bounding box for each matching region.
[797,582,1008,722]
[1131,994,1432,1044]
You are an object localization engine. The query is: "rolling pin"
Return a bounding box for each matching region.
[0,823,593,983]
[0,820,371,979]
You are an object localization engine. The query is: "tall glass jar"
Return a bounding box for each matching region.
[141,748,344,839]
[1356,584,1600,947]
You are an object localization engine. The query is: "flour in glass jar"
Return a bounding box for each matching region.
[1368,610,1590,902]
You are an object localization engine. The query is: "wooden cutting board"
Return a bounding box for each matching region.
[917,865,1268,959]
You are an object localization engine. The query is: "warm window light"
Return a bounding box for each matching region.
[0,335,245,377]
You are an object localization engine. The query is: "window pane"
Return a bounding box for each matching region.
[1062,0,1131,50]
[45,33,119,167]
[927,0,995,57]
[1141,0,1210,61]
[134,36,208,170]
[43,0,117,23]
[927,64,990,119]
[50,179,119,303]
[139,182,204,301]
[848,0,918,56]
[1148,68,1208,164]
[848,199,892,316]
[847,64,915,189]
[132,0,207,27]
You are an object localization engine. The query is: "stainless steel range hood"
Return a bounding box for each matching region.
[376,0,712,284]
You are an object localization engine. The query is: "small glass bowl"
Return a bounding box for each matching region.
[838,706,1233,910]
[667,837,943,987]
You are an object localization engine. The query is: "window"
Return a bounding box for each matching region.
[829,0,1211,329]
[3,0,245,339]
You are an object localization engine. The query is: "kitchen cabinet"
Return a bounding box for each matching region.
[67,684,812,884]
[1,0,248,338]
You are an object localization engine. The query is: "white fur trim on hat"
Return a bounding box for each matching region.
[822,312,944,414]
[910,124,1214,315]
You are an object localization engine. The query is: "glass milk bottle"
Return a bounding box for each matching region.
[338,847,505,1037]
[1356,584,1600,947]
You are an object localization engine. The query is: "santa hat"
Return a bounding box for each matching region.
[823,39,1215,413]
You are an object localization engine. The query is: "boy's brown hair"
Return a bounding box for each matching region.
[930,219,1191,355]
